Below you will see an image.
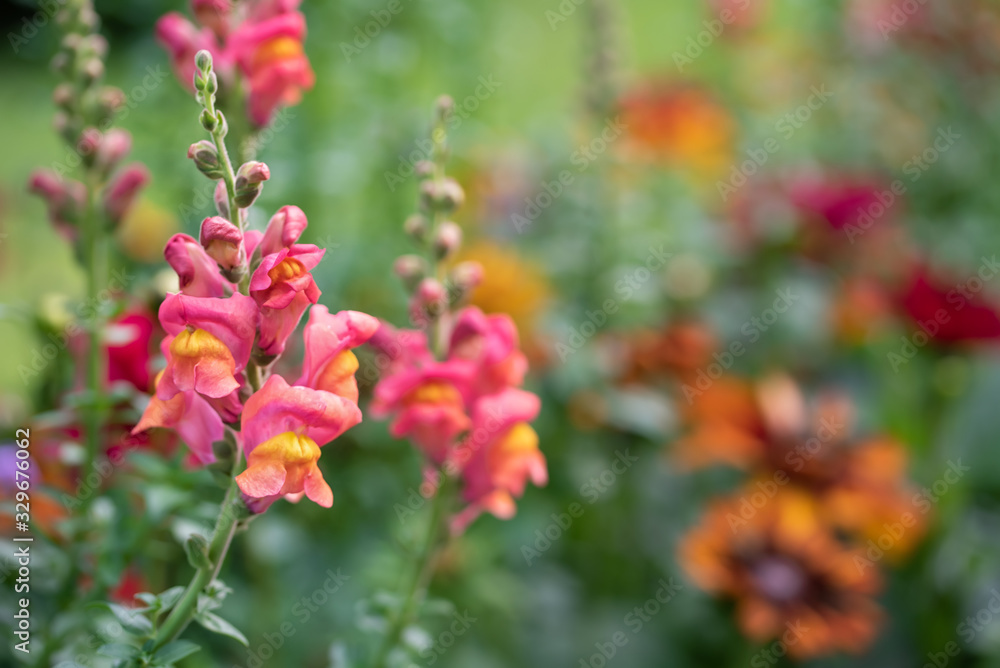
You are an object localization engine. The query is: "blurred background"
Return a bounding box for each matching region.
[4,0,1000,666]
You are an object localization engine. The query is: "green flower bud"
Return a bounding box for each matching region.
[233,161,271,208]
[195,49,213,73]
[199,108,218,133]
[188,140,224,179]
[403,214,428,242]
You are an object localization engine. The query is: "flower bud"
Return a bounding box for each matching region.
[52,84,74,109]
[233,161,270,208]
[86,34,108,59]
[98,86,126,114]
[214,180,230,220]
[77,5,99,31]
[61,33,82,52]
[104,163,150,226]
[420,178,465,214]
[436,95,455,123]
[433,221,462,260]
[215,109,228,136]
[29,170,86,237]
[200,216,245,275]
[415,160,434,178]
[199,108,218,132]
[95,129,132,175]
[259,205,308,256]
[449,261,483,304]
[450,261,484,292]
[188,140,224,179]
[403,214,428,242]
[409,278,448,325]
[80,58,104,83]
[77,127,101,161]
[393,255,427,291]
[195,49,213,73]
[28,170,65,203]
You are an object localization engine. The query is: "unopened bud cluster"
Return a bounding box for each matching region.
[396,97,482,327]
[189,50,270,223]
[28,0,149,246]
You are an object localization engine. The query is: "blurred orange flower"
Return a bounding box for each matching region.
[618,320,718,386]
[675,373,926,559]
[680,488,883,659]
[830,278,894,345]
[619,82,735,180]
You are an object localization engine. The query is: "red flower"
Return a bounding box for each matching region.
[899,266,1000,343]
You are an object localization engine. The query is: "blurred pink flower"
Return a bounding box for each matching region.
[156,0,314,127]
[452,388,546,531]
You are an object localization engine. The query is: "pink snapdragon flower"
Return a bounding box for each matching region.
[165,233,235,298]
[228,10,315,127]
[452,388,547,530]
[448,307,528,400]
[28,169,86,240]
[156,292,258,399]
[296,306,380,402]
[258,205,308,257]
[250,243,324,357]
[157,11,223,92]
[372,306,547,524]
[371,352,474,464]
[237,375,361,511]
[133,374,225,464]
[156,0,314,127]
[104,163,151,226]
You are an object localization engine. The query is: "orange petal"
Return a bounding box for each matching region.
[315,350,360,401]
[303,467,333,507]
[236,460,287,497]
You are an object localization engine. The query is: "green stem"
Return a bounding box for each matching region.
[371,475,454,668]
[427,127,448,359]
[203,90,240,228]
[150,355,260,651]
[150,455,244,650]
[79,173,107,509]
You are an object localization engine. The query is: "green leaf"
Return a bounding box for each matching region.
[158,586,187,612]
[98,643,141,659]
[184,533,212,570]
[134,592,160,608]
[91,602,154,636]
[151,640,201,665]
[195,611,249,646]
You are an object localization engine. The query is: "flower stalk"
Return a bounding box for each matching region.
[79,171,108,511]
[149,51,258,651]
[371,474,455,668]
